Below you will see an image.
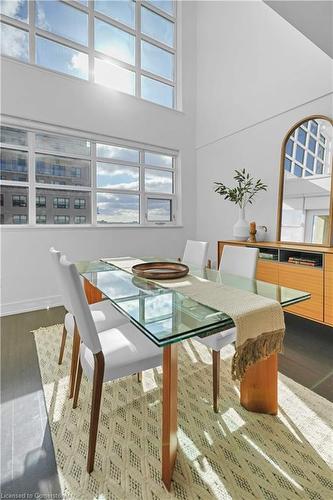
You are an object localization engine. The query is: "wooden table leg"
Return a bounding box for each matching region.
[162,344,178,491]
[240,353,278,415]
[84,278,103,304]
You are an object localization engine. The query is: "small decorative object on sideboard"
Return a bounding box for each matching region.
[248,221,257,242]
[256,225,268,241]
[214,169,268,241]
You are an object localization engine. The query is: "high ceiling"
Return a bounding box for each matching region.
[264,1,333,58]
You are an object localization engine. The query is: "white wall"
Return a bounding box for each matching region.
[0,2,197,315]
[195,0,333,265]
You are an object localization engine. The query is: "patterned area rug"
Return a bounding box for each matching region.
[33,325,333,500]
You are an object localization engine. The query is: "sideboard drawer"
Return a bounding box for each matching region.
[278,264,324,322]
[256,260,279,284]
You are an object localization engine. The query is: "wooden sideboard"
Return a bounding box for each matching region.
[217,240,333,327]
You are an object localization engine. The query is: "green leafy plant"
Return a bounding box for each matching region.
[214,169,267,209]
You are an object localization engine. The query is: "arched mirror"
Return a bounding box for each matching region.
[277,115,333,246]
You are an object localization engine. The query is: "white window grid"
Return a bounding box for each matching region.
[286,120,327,178]
[0,124,178,227]
[0,0,177,108]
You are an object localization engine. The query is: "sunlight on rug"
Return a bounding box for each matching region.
[33,325,333,500]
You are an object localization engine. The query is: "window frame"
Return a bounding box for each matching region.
[0,0,178,109]
[0,122,179,228]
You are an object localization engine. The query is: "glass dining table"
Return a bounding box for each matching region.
[76,258,310,491]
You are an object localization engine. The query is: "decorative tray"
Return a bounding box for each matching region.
[132,262,189,280]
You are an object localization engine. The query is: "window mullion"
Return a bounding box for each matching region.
[139,151,145,225]
[29,0,35,64]
[135,0,141,98]
[28,131,36,225]
[91,141,97,226]
[88,0,94,82]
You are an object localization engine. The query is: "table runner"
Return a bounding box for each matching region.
[101,258,285,381]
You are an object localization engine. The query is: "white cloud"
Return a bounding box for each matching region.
[69,51,88,77]
[97,164,138,177]
[101,181,139,190]
[1,23,28,61]
[1,0,24,19]
[36,2,49,31]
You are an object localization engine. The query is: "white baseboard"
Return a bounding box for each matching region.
[0,295,63,317]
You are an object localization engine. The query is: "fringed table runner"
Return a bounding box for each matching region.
[101,257,285,381]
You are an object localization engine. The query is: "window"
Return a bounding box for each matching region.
[12,194,27,207]
[0,149,28,181]
[74,198,86,209]
[0,186,29,224]
[284,119,330,179]
[295,145,304,163]
[53,197,70,209]
[316,161,323,174]
[285,139,293,156]
[74,215,86,224]
[96,140,175,224]
[297,127,306,145]
[35,1,88,46]
[1,0,29,22]
[95,1,135,28]
[36,188,91,224]
[54,215,70,224]
[0,22,29,61]
[13,214,27,224]
[35,154,90,186]
[147,198,172,222]
[36,214,46,224]
[1,1,177,108]
[0,125,178,226]
[96,163,139,190]
[310,121,318,136]
[36,195,46,207]
[308,137,316,153]
[284,158,292,172]
[36,36,89,80]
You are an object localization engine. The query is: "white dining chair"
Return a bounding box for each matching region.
[59,254,162,473]
[195,245,259,412]
[182,240,210,268]
[50,248,128,398]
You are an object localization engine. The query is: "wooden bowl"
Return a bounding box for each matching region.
[132,262,189,280]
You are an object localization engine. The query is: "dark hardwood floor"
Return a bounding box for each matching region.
[1,308,332,495]
[1,306,65,496]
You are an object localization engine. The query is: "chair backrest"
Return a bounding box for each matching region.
[220,245,259,279]
[59,255,101,354]
[182,240,209,268]
[49,247,73,313]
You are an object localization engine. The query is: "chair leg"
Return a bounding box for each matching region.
[69,323,80,399]
[87,351,105,474]
[137,372,142,383]
[212,350,220,413]
[73,358,83,409]
[58,325,67,365]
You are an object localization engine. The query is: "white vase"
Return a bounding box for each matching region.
[233,206,249,241]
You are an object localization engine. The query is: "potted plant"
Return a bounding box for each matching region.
[214,169,267,240]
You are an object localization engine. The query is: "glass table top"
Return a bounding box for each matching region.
[76,259,310,347]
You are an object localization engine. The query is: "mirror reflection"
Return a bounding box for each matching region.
[280,117,332,244]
